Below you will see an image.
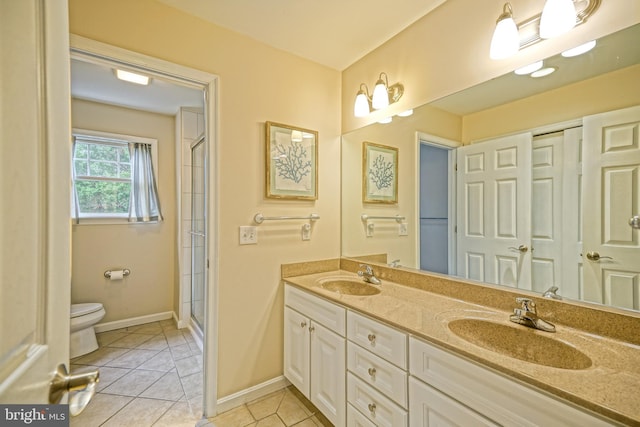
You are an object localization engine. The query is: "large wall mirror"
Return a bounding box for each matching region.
[341,24,640,313]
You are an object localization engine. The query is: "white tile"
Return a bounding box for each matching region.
[105,349,161,369]
[102,397,173,427]
[69,393,133,427]
[140,371,185,401]
[182,111,198,140]
[101,369,164,397]
[154,401,201,427]
[138,349,175,372]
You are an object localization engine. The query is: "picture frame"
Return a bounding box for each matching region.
[265,121,318,200]
[362,141,398,204]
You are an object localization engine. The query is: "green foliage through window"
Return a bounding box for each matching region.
[73,139,132,216]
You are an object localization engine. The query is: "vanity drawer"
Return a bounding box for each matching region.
[347,403,376,427]
[347,341,407,408]
[347,311,407,368]
[285,284,346,336]
[347,373,407,427]
[409,337,613,427]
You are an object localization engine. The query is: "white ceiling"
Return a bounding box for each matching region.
[156,0,447,70]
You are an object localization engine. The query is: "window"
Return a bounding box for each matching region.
[72,129,161,223]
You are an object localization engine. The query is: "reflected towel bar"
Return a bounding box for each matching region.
[361,214,405,223]
[254,213,320,224]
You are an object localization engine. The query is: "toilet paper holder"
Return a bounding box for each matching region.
[104,269,131,279]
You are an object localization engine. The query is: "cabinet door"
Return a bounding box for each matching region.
[311,321,346,427]
[409,378,497,427]
[284,307,310,397]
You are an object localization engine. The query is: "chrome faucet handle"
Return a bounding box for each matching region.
[359,264,374,275]
[515,297,536,314]
[542,285,562,300]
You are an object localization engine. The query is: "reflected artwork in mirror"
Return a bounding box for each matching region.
[341,24,640,313]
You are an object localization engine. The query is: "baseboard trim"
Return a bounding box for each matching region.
[94,311,174,333]
[216,376,291,414]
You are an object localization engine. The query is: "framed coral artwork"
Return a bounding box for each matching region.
[265,121,318,200]
[362,141,398,204]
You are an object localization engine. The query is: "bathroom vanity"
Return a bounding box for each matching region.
[282,259,640,426]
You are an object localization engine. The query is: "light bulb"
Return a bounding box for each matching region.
[354,90,370,117]
[490,4,520,60]
[562,40,596,57]
[539,0,576,39]
[372,80,389,110]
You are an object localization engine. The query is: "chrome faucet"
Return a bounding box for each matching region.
[358,264,381,285]
[388,259,401,268]
[542,285,562,300]
[509,297,556,332]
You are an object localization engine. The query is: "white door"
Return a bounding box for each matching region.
[0,0,73,406]
[310,322,346,427]
[283,307,310,397]
[456,133,532,289]
[583,105,640,310]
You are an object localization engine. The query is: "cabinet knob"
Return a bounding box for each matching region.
[300,321,307,328]
[309,325,315,333]
[368,403,376,414]
[367,367,376,377]
[367,333,376,344]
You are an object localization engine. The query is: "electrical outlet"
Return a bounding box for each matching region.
[399,223,408,236]
[239,226,257,245]
[366,223,375,237]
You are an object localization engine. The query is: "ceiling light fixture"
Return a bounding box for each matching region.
[489,0,600,60]
[115,69,150,85]
[561,40,596,57]
[353,72,404,118]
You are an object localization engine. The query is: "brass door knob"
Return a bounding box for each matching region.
[586,251,613,261]
[49,364,99,416]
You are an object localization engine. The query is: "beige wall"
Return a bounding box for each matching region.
[342,105,460,266]
[71,99,176,323]
[342,0,639,133]
[69,0,342,397]
[463,65,640,143]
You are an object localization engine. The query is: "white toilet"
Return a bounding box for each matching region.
[70,303,106,359]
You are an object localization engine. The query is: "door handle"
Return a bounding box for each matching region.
[49,364,99,416]
[585,251,613,261]
[508,244,529,253]
[630,216,640,229]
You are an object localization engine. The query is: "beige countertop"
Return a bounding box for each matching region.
[283,269,640,426]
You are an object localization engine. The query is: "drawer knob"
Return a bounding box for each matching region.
[367,333,376,343]
[368,403,376,414]
[300,321,307,328]
[309,325,315,333]
[368,367,376,377]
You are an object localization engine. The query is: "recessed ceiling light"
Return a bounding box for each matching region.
[115,69,150,85]
[378,117,393,124]
[397,109,414,117]
[561,40,596,57]
[515,61,544,75]
[530,67,557,78]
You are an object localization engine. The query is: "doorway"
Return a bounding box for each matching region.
[70,36,219,416]
[417,133,457,274]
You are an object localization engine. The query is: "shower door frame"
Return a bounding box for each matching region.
[190,136,207,333]
[70,36,220,417]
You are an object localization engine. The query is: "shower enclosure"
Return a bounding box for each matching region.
[190,137,206,331]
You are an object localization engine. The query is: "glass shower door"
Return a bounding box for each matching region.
[190,137,206,331]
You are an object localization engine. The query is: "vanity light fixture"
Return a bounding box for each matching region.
[562,40,596,57]
[539,0,577,39]
[489,0,601,60]
[353,72,404,117]
[115,69,150,85]
[489,3,520,60]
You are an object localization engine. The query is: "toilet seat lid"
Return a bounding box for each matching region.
[71,303,104,318]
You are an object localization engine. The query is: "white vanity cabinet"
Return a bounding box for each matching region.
[346,311,408,427]
[284,285,346,427]
[409,337,613,427]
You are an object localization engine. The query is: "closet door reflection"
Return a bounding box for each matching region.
[191,137,206,331]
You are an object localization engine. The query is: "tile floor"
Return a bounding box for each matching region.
[70,320,330,426]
